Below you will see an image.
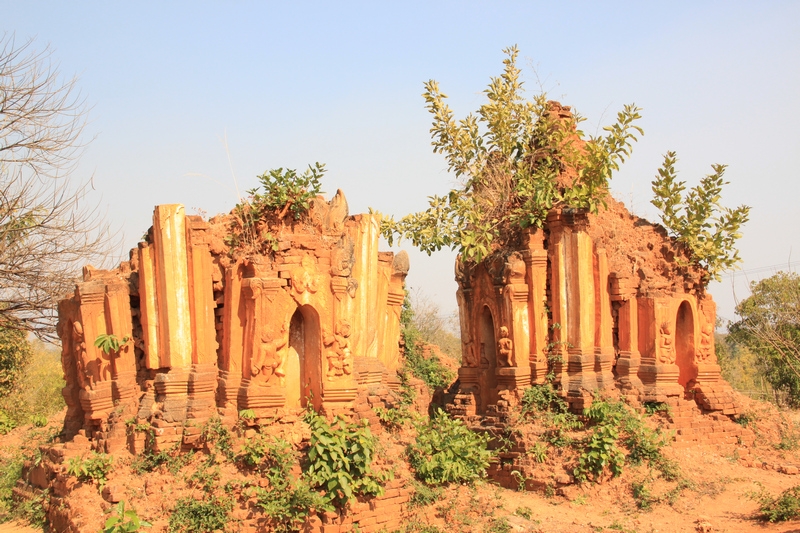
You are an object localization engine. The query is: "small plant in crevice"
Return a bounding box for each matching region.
[103,501,151,533]
[94,333,131,355]
[202,416,235,462]
[168,496,233,533]
[407,409,493,485]
[131,442,193,475]
[408,479,443,508]
[643,401,671,416]
[66,451,113,490]
[514,505,533,520]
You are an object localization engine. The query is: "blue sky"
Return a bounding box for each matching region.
[6,1,800,325]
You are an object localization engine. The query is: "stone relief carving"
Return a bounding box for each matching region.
[503,253,526,284]
[331,235,355,277]
[657,322,675,364]
[251,326,288,386]
[462,339,478,367]
[497,326,514,367]
[323,320,353,381]
[697,322,713,363]
[291,255,320,294]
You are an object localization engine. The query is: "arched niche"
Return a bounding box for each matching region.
[478,305,498,413]
[675,301,697,388]
[285,305,322,410]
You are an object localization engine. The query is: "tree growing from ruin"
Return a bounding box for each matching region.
[378,46,643,262]
[650,151,749,281]
[0,34,113,341]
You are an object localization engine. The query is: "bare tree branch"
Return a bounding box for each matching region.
[0,33,115,342]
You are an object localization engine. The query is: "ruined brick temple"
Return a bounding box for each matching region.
[56,188,741,452]
[56,192,409,449]
[448,205,738,416]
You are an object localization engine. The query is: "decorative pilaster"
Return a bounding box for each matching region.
[548,208,597,410]
[76,281,115,429]
[238,277,287,413]
[593,249,615,389]
[522,229,549,385]
[105,279,137,408]
[609,273,643,393]
[152,204,192,423]
[637,296,682,400]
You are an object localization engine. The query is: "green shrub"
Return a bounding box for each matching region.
[66,452,113,489]
[0,410,14,435]
[574,399,677,483]
[758,485,800,522]
[202,417,234,462]
[0,326,32,397]
[0,452,24,521]
[168,496,232,533]
[520,384,580,447]
[103,501,151,533]
[131,446,193,475]
[244,433,331,531]
[402,326,455,392]
[409,480,443,508]
[407,409,492,485]
[304,412,387,507]
[514,506,533,520]
[0,340,64,427]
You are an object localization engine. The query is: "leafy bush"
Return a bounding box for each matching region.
[0,326,31,397]
[304,411,387,507]
[407,409,492,485]
[66,452,113,489]
[103,501,151,533]
[0,452,24,520]
[574,422,625,482]
[757,485,800,522]
[574,399,676,483]
[244,433,331,531]
[202,417,235,462]
[249,164,325,220]
[379,46,643,262]
[402,326,455,392]
[168,496,232,533]
[0,410,14,435]
[650,151,749,281]
[520,384,580,447]
[0,340,64,427]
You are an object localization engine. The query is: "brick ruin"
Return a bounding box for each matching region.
[447,205,739,416]
[56,192,409,451]
[45,172,755,529]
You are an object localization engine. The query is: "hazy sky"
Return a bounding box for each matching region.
[6,2,800,326]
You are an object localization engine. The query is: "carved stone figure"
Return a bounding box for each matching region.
[503,252,526,284]
[657,322,675,364]
[251,332,287,385]
[72,321,91,390]
[697,322,713,362]
[462,340,478,367]
[497,326,514,367]
[324,320,353,380]
[291,255,320,294]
